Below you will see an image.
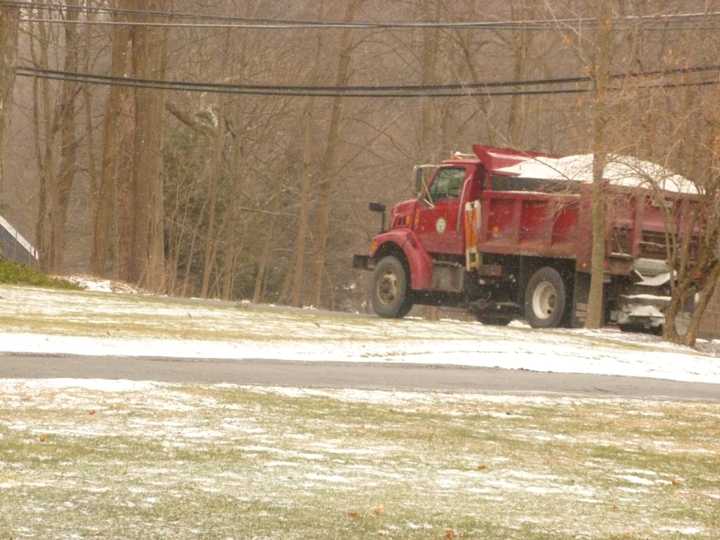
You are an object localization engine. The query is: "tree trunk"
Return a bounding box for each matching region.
[130,0,170,291]
[585,3,613,329]
[507,0,531,146]
[33,20,56,272]
[310,0,363,307]
[0,5,19,208]
[253,213,277,304]
[419,0,440,321]
[418,0,440,160]
[83,6,100,274]
[93,8,134,277]
[221,141,247,301]
[684,264,720,347]
[290,100,315,307]
[200,123,225,298]
[50,1,80,272]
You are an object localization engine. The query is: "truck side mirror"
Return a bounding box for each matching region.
[368,202,386,213]
[368,202,386,232]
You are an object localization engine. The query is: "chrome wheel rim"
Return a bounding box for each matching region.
[377,270,399,306]
[532,281,557,320]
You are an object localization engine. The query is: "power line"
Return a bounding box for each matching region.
[15,66,720,98]
[17,64,720,92]
[4,1,720,30]
[20,17,720,31]
[15,67,587,97]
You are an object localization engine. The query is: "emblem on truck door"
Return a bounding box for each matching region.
[436,217,447,234]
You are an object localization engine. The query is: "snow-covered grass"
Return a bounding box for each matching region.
[1,285,720,384]
[0,379,718,539]
[61,274,140,294]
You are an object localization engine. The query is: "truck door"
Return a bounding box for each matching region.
[414,167,466,255]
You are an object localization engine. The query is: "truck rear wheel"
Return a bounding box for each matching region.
[525,266,568,328]
[371,255,413,318]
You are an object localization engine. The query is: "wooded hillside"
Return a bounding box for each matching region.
[1,0,720,316]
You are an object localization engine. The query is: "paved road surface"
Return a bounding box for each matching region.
[1,353,718,401]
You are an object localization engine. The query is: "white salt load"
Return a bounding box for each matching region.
[496,154,698,194]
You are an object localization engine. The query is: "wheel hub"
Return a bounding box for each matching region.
[377,271,399,305]
[532,281,557,320]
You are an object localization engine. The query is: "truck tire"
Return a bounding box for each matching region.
[371,255,413,318]
[524,266,568,328]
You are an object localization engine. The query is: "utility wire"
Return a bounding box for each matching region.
[4,1,720,30]
[15,66,720,98]
[16,64,720,92]
[12,70,590,97]
[19,17,720,31]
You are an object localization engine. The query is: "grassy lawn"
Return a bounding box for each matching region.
[0,260,78,290]
[0,284,706,353]
[0,381,718,539]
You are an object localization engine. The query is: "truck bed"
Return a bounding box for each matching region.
[465,183,698,275]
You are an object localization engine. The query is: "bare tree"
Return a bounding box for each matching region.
[92,1,135,278]
[310,0,365,307]
[585,2,614,328]
[0,4,20,209]
[91,0,170,290]
[130,0,170,290]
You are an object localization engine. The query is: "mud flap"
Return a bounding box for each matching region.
[571,272,591,328]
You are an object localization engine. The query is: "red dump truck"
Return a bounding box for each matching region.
[353,145,698,330]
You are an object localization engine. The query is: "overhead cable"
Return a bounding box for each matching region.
[15,66,720,98]
[3,1,720,31]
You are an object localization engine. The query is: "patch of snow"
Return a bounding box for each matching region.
[62,275,139,294]
[658,526,703,536]
[1,286,719,385]
[2,328,717,385]
[481,471,597,498]
[405,522,433,530]
[618,487,648,494]
[4,379,157,392]
[616,475,656,486]
[620,468,659,477]
[507,470,563,482]
[304,473,350,483]
[496,153,698,194]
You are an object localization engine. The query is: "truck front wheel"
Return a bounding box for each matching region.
[371,255,413,318]
[524,266,568,328]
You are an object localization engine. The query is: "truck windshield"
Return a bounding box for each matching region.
[429,168,465,201]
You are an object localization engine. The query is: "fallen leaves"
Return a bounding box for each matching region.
[346,504,386,521]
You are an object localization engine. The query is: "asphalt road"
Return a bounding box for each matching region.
[1,353,719,401]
